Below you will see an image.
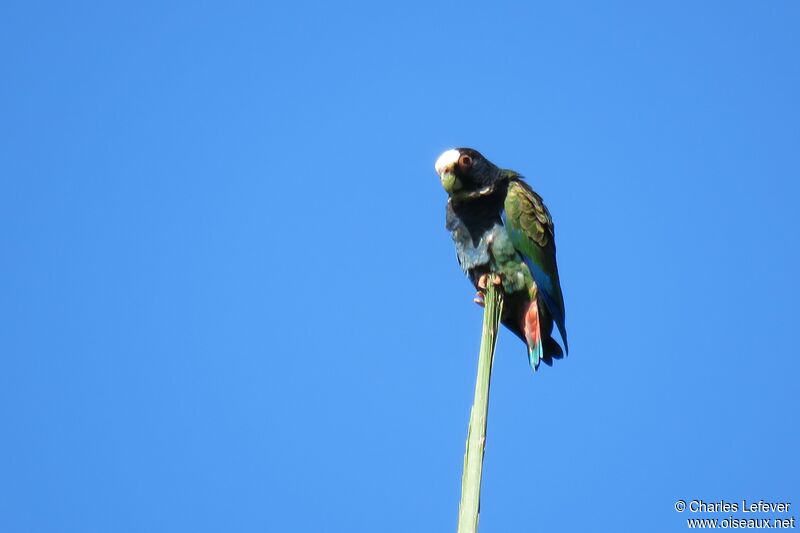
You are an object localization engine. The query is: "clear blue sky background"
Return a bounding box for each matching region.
[2,1,798,532]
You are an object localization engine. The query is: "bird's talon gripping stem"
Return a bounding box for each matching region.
[475,273,502,306]
[478,273,503,291]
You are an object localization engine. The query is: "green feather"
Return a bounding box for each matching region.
[504,179,569,353]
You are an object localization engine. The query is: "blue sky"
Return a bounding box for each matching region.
[2,1,798,531]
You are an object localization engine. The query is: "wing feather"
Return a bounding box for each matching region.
[503,179,569,353]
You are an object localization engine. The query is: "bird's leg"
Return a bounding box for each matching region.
[474,273,503,307]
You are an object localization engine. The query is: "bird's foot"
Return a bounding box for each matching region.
[474,273,503,307]
[477,273,504,290]
[473,292,485,307]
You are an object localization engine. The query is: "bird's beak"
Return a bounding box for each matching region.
[440,170,460,193]
[435,149,462,194]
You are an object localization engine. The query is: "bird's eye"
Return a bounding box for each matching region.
[459,154,473,168]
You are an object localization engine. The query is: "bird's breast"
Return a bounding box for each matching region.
[453,223,507,273]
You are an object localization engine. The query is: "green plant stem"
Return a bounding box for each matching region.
[457,277,504,533]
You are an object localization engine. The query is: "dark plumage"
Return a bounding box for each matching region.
[435,148,568,370]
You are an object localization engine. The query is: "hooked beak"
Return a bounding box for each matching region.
[435,149,462,193]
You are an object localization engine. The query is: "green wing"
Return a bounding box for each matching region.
[503,178,569,352]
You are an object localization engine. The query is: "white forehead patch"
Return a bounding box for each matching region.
[435,149,461,175]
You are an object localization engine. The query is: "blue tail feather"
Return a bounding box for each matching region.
[528,342,542,372]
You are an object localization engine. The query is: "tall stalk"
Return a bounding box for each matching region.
[457,277,504,533]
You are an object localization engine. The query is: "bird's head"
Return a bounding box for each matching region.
[434,148,503,199]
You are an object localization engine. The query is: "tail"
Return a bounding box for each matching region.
[522,289,567,371]
[523,299,543,370]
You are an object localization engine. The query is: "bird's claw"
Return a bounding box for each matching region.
[473,292,485,307]
[477,273,503,290]
[474,274,503,306]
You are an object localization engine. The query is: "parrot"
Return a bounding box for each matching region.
[435,148,568,370]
